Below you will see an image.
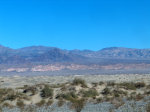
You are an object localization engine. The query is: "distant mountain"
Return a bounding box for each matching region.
[0,45,87,64]
[70,47,150,59]
[0,45,150,73]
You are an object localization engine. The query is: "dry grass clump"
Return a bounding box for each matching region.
[146,102,150,112]
[56,91,85,112]
[72,78,87,88]
[16,100,25,108]
[81,89,98,98]
[23,85,37,95]
[0,88,29,103]
[2,102,13,108]
[127,92,144,101]
[96,98,102,103]
[56,92,78,101]
[112,89,127,97]
[117,82,136,90]
[70,98,85,112]
[134,82,146,88]
[107,81,116,87]
[57,99,65,107]
[0,88,14,102]
[91,82,99,87]
[99,81,105,85]
[117,82,146,90]
[36,99,46,107]
[46,99,53,106]
[101,88,111,95]
[40,85,53,98]
[50,83,66,88]
[110,98,125,109]
[135,94,144,101]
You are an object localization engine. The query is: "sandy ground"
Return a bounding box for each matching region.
[1,74,150,111]
[0,74,150,88]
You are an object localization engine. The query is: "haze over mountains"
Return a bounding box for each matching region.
[0,45,150,74]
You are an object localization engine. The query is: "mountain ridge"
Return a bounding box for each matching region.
[0,45,150,73]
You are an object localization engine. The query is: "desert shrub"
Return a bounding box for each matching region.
[99,81,104,85]
[5,93,16,101]
[146,102,150,112]
[107,81,115,87]
[46,99,53,106]
[117,82,136,90]
[101,88,111,95]
[2,102,13,108]
[36,100,46,107]
[50,83,66,88]
[104,96,113,102]
[113,91,120,97]
[92,82,99,87]
[23,86,37,95]
[134,82,146,88]
[56,92,78,101]
[72,78,87,87]
[0,88,15,101]
[127,92,136,100]
[57,99,65,107]
[82,89,98,98]
[61,85,67,91]
[23,105,36,112]
[71,98,85,112]
[117,82,145,90]
[146,84,150,89]
[145,90,150,95]
[112,89,127,97]
[16,100,25,108]
[135,94,144,101]
[0,88,29,103]
[111,98,125,109]
[96,98,102,103]
[41,85,53,98]
[68,86,76,92]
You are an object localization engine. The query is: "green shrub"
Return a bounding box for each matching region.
[36,100,46,107]
[72,78,87,87]
[134,82,145,88]
[146,102,150,112]
[117,82,136,90]
[41,85,53,98]
[57,99,65,107]
[71,98,85,112]
[112,89,127,97]
[46,99,53,106]
[107,81,115,86]
[135,94,144,101]
[118,82,145,90]
[2,102,13,108]
[16,100,25,108]
[101,88,111,95]
[96,98,102,103]
[92,82,99,87]
[23,86,37,95]
[56,92,78,101]
[99,81,104,85]
[82,89,98,97]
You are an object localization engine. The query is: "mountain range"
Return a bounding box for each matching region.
[0,45,150,74]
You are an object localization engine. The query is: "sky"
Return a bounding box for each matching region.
[0,0,150,50]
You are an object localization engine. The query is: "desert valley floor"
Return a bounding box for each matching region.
[1,74,150,112]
